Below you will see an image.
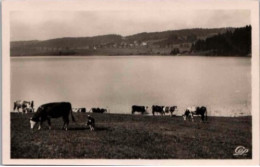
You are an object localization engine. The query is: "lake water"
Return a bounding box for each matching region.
[11,56,251,116]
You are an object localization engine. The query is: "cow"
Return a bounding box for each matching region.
[183,106,207,122]
[131,105,148,115]
[91,108,107,113]
[164,106,177,116]
[86,115,95,131]
[152,105,165,116]
[73,108,86,113]
[29,102,75,130]
[78,108,86,112]
[13,100,34,113]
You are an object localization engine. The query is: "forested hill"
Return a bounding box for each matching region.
[10,27,250,56]
[191,26,251,56]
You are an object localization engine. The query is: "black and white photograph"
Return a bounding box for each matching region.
[2,0,259,165]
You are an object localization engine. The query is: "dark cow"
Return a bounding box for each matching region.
[29,102,75,130]
[14,100,34,113]
[152,105,165,116]
[132,105,148,114]
[91,108,107,113]
[164,106,177,116]
[183,106,207,122]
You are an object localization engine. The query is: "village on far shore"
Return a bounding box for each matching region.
[10,26,251,57]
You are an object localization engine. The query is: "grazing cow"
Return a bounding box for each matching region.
[183,106,207,122]
[91,108,107,113]
[73,108,86,113]
[164,106,177,116]
[87,115,95,131]
[78,108,86,112]
[29,102,75,130]
[132,105,148,114]
[152,105,165,116]
[13,100,34,113]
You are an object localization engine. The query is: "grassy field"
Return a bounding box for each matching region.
[11,112,252,159]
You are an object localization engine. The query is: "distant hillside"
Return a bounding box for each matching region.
[11,27,246,56]
[191,26,251,56]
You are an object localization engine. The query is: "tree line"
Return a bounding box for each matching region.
[191,25,251,56]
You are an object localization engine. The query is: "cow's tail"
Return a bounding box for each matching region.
[205,109,207,121]
[71,109,76,122]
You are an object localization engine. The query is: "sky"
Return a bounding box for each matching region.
[10,10,250,41]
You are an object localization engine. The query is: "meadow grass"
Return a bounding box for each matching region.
[11,113,251,159]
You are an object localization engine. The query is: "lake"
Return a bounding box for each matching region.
[11,56,251,116]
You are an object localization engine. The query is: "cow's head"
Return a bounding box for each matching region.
[30,117,37,129]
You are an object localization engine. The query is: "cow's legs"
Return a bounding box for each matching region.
[191,115,194,122]
[62,122,66,130]
[23,108,27,114]
[22,107,26,114]
[17,106,21,113]
[89,125,94,131]
[65,119,69,131]
[38,121,42,130]
[63,122,68,131]
[62,117,66,130]
[62,117,69,131]
[47,118,52,130]
[201,114,205,122]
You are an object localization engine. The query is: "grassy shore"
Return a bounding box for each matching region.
[11,112,251,159]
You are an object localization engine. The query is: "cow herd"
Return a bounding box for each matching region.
[73,108,108,113]
[131,105,207,121]
[13,100,34,113]
[13,100,107,114]
[13,100,208,131]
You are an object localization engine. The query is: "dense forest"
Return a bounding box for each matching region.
[191,25,251,56]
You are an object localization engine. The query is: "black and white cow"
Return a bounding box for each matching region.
[73,108,86,113]
[152,105,165,116]
[164,106,177,116]
[78,108,86,112]
[91,108,107,113]
[183,106,207,122]
[29,102,75,130]
[132,105,148,114]
[14,100,34,113]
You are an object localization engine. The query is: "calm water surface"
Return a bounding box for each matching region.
[11,56,251,116]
